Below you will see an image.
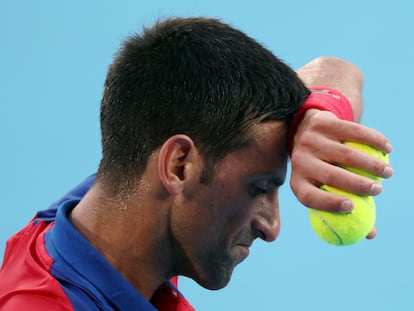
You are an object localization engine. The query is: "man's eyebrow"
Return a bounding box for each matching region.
[247,175,285,187]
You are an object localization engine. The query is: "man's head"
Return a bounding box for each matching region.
[96,17,308,195]
[93,17,309,291]
[165,121,292,289]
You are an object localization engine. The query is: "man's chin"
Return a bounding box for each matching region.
[194,264,236,291]
[198,278,231,291]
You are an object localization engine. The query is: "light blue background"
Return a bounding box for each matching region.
[1,1,412,310]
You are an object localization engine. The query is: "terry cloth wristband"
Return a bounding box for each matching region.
[288,86,354,155]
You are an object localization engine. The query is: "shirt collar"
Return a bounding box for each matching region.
[47,199,157,310]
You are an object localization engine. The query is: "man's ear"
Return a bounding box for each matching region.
[158,134,201,195]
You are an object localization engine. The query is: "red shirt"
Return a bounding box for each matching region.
[0,175,195,311]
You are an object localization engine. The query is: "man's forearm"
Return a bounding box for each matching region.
[296,56,364,122]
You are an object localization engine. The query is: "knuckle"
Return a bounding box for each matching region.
[293,185,313,207]
[319,167,336,186]
[351,125,364,140]
[340,145,356,164]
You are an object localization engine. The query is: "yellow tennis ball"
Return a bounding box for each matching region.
[309,185,376,246]
[341,142,389,180]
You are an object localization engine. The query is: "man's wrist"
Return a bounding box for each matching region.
[288,86,354,155]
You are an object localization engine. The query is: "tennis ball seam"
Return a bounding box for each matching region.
[309,209,344,245]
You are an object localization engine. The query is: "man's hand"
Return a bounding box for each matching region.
[289,108,393,214]
[291,57,393,240]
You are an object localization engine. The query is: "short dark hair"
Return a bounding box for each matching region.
[97,17,309,194]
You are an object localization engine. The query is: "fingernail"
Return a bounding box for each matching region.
[382,166,393,178]
[341,200,354,212]
[385,142,393,153]
[370,183,382,195]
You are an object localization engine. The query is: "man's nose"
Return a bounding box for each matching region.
[251,193,281,242]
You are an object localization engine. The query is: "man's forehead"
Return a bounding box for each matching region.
[217,122,288,174]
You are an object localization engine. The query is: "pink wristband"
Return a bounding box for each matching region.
[288,86,354,155]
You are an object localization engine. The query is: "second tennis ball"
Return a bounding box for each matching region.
[309,185,376,246]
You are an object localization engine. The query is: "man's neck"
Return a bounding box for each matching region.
[68,184,174,300]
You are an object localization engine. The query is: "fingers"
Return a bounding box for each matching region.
[331,142,393,180]
[294,110,392,155]
[291,165,383,211]
[290,167,373,213]
[290,111,393,214]
[292,139,392,186]
[325,119,392,155]
[290,180,355,213]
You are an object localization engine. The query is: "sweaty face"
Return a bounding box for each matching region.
[171,121,288,290]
